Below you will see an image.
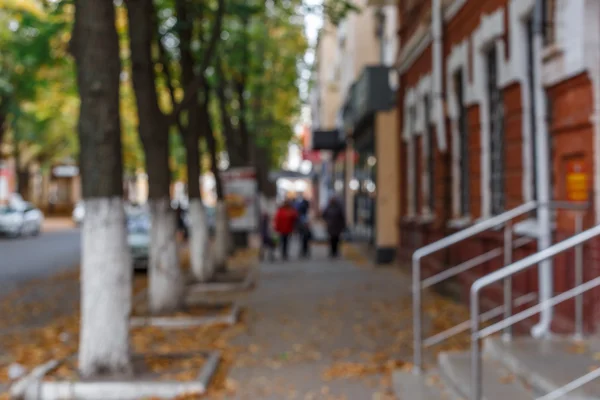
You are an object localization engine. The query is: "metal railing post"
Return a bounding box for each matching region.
[412,255,423,374]
[574,212,584,340]
[503,221,513,342]
[470,287,482,400]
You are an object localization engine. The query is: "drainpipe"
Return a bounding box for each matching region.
[432,0,447,151]
[531,0,554,338]
[593,4,600,225]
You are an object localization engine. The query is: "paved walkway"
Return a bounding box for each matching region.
[223,244,415,400]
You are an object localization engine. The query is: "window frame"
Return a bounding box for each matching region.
[423,95,435,215]
[542,0,556,47]
[486,45,506,216]
[410,105,420,217]
[455,69,470,217]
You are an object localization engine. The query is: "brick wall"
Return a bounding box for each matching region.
[397,0,600,333]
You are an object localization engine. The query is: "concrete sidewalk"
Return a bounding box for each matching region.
[222,244,414,400]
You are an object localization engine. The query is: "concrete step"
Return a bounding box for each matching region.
[485,337,600,400]
[391,369,449,400]
[438,351,534,400]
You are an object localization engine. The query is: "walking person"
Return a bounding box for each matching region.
[259,212,276,262]
[175,203,188,241]
[294,193,310,222]
[297,218,312,258]
[322,197,346,258]
[274,200,298,261]
[294,193,312,258]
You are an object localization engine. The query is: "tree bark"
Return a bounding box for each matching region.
[200,94,224,200]
[198,95,229,268]
[188,198,213,281]
[126,0,183,314]
[215,63,246,168]
[214,200,229,270]
[17,168,30,201]
[148,197,184,312]
[0,107,7,159]
[170,0,225,121]
[254,144,277,198]
[72,0,131,378]
[174,0,214,283]
[184,113,214,282]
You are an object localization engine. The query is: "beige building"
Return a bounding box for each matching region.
[310,21,341,131]
[311,0,400,264]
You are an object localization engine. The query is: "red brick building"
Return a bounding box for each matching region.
[397,0,600,332]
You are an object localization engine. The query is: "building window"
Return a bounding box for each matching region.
[407,105,419,217]
[455,70,470,216]
[487,46,505,215]
[424,95,435,214]
[527,17,538,208]
[542,0,556,47]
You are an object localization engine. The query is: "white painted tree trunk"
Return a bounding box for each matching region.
[79,198,132,378]
[188,199,214,282]
[260,194,277,216]
[226,212,236,256]
[148,198,185,314]
[214,200,229,270]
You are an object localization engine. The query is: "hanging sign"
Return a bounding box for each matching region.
[566,160,589,202]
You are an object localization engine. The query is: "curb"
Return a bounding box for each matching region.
[12,351,221,400]
[130,302,241,329]
[187,266,258,294]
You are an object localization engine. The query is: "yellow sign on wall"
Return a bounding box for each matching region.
[566,160,588,202]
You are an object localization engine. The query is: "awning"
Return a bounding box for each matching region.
[311,129,345,151]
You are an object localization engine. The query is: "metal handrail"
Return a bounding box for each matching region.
[470,223,600,400]
[412,200,589,374]
[412,201,538,373]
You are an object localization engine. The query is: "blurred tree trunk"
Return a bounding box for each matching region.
[200,91,224,200]
[215,61,246,168]
[71,0,132,378]
[16,169,30,200]
[0,106,7,159]
[200,93,228,269]
[126,0,184,314]
[175,0,214,283]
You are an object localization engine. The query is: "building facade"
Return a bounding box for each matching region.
[397,0,600,332]
[311,0,401,264]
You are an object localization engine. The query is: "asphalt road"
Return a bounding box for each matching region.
[0,229,80,292]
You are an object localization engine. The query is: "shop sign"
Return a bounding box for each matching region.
[302,149,321,163]
[566,160,589,202]
[221,167,258,232]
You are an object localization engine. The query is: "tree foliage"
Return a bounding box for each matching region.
[0,2,75,168]
[1,0,357,194]
[0,0,145,177]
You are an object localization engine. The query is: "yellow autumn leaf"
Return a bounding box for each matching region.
[0,0,45,19]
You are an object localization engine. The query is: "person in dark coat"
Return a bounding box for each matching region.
[294,194,312,258]
[321,197,346,258]
[175,204,188,240]
[260,212,276,262]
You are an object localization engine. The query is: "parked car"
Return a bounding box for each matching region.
[127,211,150,269]
[205,205,216,236]
[72,201,84,225]
[72,202,147,227]
[0,200,44,238]
[179,205,216,236]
